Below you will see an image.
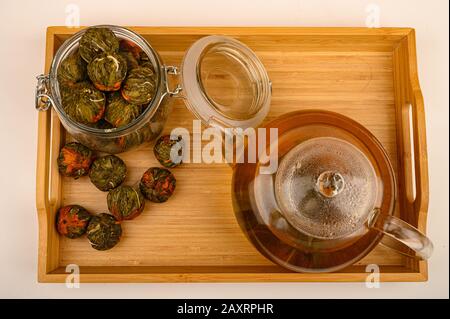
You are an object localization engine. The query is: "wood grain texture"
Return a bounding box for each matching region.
[36,27,428,282]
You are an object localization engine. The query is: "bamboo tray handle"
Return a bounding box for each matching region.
[36,110,51,234]
[409,90,428,215]
[407,32,429,229]
[377,87,431,261]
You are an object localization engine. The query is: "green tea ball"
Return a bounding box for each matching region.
[105,92,141,128]
[107,185,145,221]
[88,52,127,92]
[114,125,157,152]
[119,39,142,59]
[89,155,127,191]
[120,50,140,70]
[79,27,119,63]
[138,51,154,70]
[86,213,122,251]
[62,82,106,124]
[153,135,183,168]
[57,49,87,86]
[88,118,114,130]
[121,66,156,105]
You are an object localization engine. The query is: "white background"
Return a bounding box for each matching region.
[0,0,448,298]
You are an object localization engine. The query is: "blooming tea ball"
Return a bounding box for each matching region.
[120,50,140,70]
[119,39,142,60]
[138,51,154,68]
[89,155,127,191]
[107,185,145,221]
[63,82,106,124]
[114,124,157,152]
[56,205,92,239]
[153,135,183,168]
[105,92,141,128]
[79,27,119,63]
[59,82,77,107]
[57,49,87,86]
[121,66,156,105]
[89,118,114,130]
[139,167,176,203]
[57,142,95,179]
[87,52,127,92]
[86,213,122,251]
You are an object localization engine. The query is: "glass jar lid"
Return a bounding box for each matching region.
[275,137,380,240]
[181,36,271,130]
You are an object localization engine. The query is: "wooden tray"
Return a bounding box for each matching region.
[36,27,429,282]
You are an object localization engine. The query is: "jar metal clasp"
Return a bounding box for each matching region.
[35,74,55,111]
[163,66,183,97]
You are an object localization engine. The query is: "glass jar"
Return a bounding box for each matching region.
[36,25,177,153]
[35,25,271,153]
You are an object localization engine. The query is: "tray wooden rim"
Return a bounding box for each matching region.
[36,27,429,283]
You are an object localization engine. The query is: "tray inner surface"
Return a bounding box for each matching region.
[45,30,422,278]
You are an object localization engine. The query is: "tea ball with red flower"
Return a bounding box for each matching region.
[56,205,92,239]
[57,142,95,179]
[139,167,176,203]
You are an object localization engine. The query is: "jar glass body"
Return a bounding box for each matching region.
[48,25,172,153]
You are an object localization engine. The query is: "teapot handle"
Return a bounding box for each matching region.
[369,209,433,259]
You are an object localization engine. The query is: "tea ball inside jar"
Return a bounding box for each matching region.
[86,213,122,251]
[107,185,145,221]
[120,50,140,70]
[79,27,119,63]
[105,92,141,128]
[56,205,92,239]
[139,167,176,203]
[57,142,95,179]
[119,39,142,59]
[114,124,157,152]
[62,82,106,124]
[89,155,127,191]
[87,52,127,91]
[121,66,156,105]
[57,49,87,86]
[90,118,114,130]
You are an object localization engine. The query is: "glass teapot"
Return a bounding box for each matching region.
[232,110,433,272]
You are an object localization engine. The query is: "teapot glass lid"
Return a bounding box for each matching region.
[275,137,379,240]
[181,36,271,130]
